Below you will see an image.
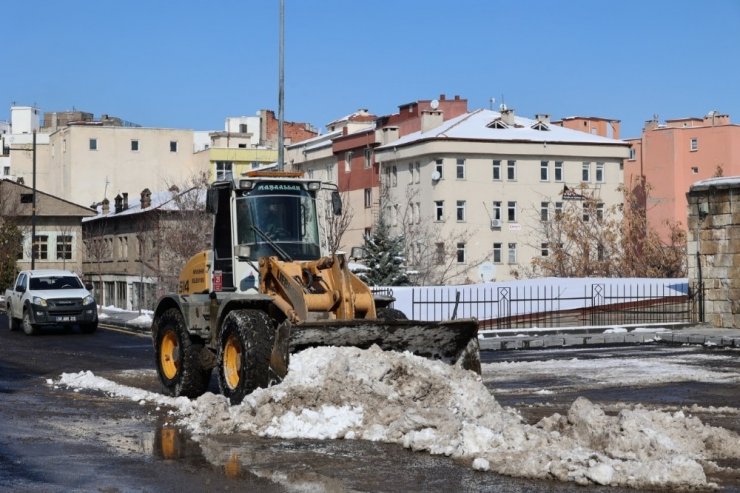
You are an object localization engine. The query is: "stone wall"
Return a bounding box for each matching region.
[687,177,740,328]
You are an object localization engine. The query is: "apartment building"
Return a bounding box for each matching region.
[624,112,740,241]
[374,108,630,284]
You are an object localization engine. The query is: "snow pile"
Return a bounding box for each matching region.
[54,346,740,490]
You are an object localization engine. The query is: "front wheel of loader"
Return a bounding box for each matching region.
[376,307,408,321]
[217,309,275,405]
[154,307,211,398]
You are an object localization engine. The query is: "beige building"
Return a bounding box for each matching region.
[374,108,631,284]
[0,179,95,275]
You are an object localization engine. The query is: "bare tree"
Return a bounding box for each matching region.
[82,220,111,304]
[324,190,354,254]
[524,182,686,278]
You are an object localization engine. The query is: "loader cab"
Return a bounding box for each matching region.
[235,180,322,261]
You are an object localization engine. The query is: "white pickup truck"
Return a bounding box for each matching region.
[4,269,98,335]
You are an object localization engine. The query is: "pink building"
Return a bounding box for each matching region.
[625,112,740,241]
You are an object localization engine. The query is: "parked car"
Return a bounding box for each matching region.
[4,269,98,335]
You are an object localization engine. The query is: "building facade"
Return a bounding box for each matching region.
[625,112,740,241]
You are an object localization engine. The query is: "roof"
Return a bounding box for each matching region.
[690,176,740,192]
[84,187,206,222]
[0,179,96,217]
[376,109,628,151]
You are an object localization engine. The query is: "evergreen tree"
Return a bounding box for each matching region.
[0,221,22,290]
[359,213,411,286]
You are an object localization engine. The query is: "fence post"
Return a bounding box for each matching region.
[497,287,511,329]
[591,284,604,326]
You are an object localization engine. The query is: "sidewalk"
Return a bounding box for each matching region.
[98,307,740,351]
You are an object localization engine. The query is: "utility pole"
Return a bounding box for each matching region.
[31,130,36,269]
[277,0,285,171]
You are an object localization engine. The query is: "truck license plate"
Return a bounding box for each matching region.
[56,316,76,322]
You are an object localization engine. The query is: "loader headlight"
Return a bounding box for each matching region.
[83,295,95,306]
[239,180,254,190]
[307,181,321,191]
[33,296,47,307]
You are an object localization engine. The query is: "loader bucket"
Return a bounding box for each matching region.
[273,318,481,375]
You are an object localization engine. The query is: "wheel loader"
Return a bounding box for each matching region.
[151,171,480,404]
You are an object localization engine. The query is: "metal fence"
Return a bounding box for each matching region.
[411,281,704,329]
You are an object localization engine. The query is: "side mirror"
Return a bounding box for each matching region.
[85,283,94,291]
[331,191,342,216]
[17,285,26,293]
[350,246,365,260]
[235,244,251,259]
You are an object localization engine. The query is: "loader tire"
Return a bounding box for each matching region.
[217,309,275,405]
[377,307,408,321]
[154,307,211,398]
[22,308,38,336]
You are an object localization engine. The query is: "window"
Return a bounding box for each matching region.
[435,159,444,179]
[456,242,466,263]
[554,201,563,218]
[56,235,73,260]
[629,148,636,160]
[393,205,399,226]
[456,158,465,179]
[216,161,233,180]
[364,188,371,208]
[540,201,549,222]
[507,201,517,222]
[541,243,549,257]
[554,161,563,181]
[582,162,590,182]
[492,160,501,180]
[456,200,466,222]
[345,151,353,172]
[414,162,420,183]
[691,166,699,174]
[131,140,139,151]
[89,138,97,150]
[492,201,502,220]
[239,123,248,133]
[2,166,9,176]
[391,165,397,186]
[540,161,549,181]
[408,163,414,182]
[493,243,502,263]
[435,243,445,264]
[364,148,372,169]
[595,162,604,182]
[415,202,421,224]
[434,201,444,221]
[596,202,604,221]
[33,235,48,260]
[119,236,128,260]
[583,203,591,222]
[507,243,517,264]
[307,169,314,179]
[690,138,698,151]
[238,143,246,148]
[507,160,516,180]
[21,193,32,203]
[170,141,178,152]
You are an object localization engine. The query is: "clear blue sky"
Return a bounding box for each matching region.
[3,0,739,138]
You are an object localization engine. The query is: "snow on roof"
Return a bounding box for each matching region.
[287,129,342,150]
[376,109,627,150]
[690,176,740,191]
[83,187,206,222]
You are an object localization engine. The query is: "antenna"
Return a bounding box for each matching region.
[499,94,507,112]
[277,0,285,171]
[489,97,495,110]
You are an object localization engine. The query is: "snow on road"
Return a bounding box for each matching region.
[52,346,740,490]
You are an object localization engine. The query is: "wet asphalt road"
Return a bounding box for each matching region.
[0,316,737,492]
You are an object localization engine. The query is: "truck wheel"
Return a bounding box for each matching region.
[80,322,98,334]
[22,309,38,336]
[154,307,211,398]
[6,306,20,331]
[217,309,275,405]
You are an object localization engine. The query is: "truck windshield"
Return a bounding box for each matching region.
[235,184,321,260]
[29,276,83,290]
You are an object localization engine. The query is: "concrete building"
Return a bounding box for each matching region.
[625,112,740,241]
[374,107,630,284]
[0,179,95,275]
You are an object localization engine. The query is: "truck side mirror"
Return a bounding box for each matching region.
[17,285,25,293]
[331,191,342,216]
[85,283,94,291]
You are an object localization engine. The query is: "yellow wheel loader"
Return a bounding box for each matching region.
[151,171,480,404]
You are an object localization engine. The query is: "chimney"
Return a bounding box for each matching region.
[421,110,443,133]
[114,194,123,214]
[375,126,399,145]
[140,188,152,209]
[102,198,110,215]
[122,192,128,210]
[535,113,551,125]
[500,108,516,126]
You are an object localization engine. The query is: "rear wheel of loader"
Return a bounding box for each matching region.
[217,309,274,405]
[154,307,211,398]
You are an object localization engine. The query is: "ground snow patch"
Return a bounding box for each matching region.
[54,346,740,490]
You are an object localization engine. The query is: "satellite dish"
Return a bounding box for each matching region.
[430,99,439,110]
[431,170,441,181]
[478,262,496,282]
